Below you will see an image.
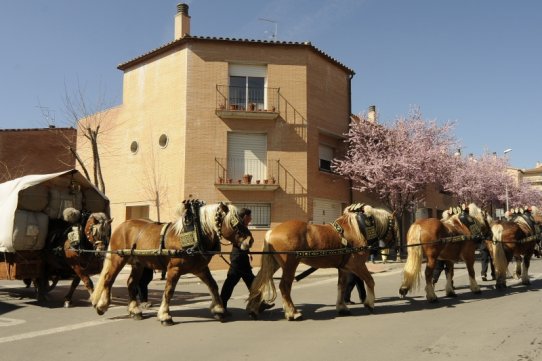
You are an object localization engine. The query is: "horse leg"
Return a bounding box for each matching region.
[127,266,144,320]
[193,267,225,321]
[157,266,182,326]
[424,257,438,303]
[351,262,375,312]
[93,254,126,315]
[514,256,522,279]
[63,277,81,308]
[521,254,532,285]
[444,262,457,297]
[336,270,351,316]
[279,263,301,321]
[465,255,481,294]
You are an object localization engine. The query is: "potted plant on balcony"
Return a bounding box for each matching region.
[242,174,253,184]
[249,103,256,111]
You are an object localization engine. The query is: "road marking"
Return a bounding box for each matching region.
[0,318,122,344]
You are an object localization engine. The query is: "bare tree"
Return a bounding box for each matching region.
[61,80,117,193]
[140,134,169,222]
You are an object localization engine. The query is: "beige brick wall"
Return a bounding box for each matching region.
[77,40,355,269]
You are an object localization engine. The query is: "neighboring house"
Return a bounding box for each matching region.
[0,127,76,182]
[76,4,359,268]
[519,164,542,192]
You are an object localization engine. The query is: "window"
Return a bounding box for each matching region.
[130,141,139,154]
[227,133,267,181]
[319,144,334,172]
[229,64,266,111]
[158,134,169,148]
[234,203,271,228]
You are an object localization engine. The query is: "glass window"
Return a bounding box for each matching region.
[229,76,265,111]
[234,203,271,228]
[319,144,334,172]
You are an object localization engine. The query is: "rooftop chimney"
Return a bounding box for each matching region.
[175,3,190,39]
[367,105,377,122]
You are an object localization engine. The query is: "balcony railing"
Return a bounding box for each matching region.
[215,157,280,191]
[215,85,280,120]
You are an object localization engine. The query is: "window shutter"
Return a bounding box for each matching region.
[227,133,267,180]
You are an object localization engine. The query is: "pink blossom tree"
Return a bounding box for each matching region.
[332,107,460,217]
[442,152,513,210]
[508,181,542,209]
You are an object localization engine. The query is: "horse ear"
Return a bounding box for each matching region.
[218,202,229,213]
[108,218,114,224]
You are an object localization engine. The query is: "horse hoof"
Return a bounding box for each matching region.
[399,287,408,297]
[446,292,458,298]
[130,312,143,320]
[338,309,352,316]
[428,298,439,303]
[96,309,105,316]
[522,280,531,286]
[63,301,72,308]
[213,313,226,322]
[287,313,303,321]
[161,319,174,326]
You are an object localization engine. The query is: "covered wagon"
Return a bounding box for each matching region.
[0,169,109,284]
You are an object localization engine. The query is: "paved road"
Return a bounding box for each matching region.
[1,259,542,361]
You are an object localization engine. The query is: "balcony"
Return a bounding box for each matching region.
[215,85,280,120]
[215,157,280,191]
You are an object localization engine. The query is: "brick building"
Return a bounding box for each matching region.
[0,127,76,182]
[76,4,367,268]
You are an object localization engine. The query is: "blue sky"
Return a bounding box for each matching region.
[1,0,540,169]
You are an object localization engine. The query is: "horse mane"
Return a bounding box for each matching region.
[441,203,488,232]
[172,203,240,238]
[342,212,364,243]
[90,212,109,223]
[344,203,392,240]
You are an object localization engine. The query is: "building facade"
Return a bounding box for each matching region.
[0,127,76,182]
[77,4,361,268]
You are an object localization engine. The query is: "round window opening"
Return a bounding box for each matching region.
[130,141,139,154]
[159,134,169,148]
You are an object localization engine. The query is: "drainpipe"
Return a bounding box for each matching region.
[347,73,355,205]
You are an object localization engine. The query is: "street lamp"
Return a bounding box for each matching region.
[504,148,512,212]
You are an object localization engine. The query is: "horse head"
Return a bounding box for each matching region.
[201,203,254,251]
[84,212,112,252]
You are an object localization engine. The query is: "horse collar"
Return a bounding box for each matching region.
[331,221,349,247]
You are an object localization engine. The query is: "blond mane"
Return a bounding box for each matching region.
[172,203,241,238]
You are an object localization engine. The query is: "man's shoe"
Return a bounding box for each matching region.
[345,300,355,305]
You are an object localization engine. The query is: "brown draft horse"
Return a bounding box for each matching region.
[399,203,492,302]
[489,209,540,289]
[246,203,399,321]
[91,202,253,325]
[39,209,111,306]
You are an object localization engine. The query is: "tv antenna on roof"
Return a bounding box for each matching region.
[258,18,278,40]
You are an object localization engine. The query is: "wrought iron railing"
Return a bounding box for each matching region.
[215,157,279,185]
[216,85,279,113]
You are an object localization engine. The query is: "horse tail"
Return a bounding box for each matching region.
[400,224,423,293]
[247,232,278,311]
[491,223,508,284]
[90,243,112,306]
